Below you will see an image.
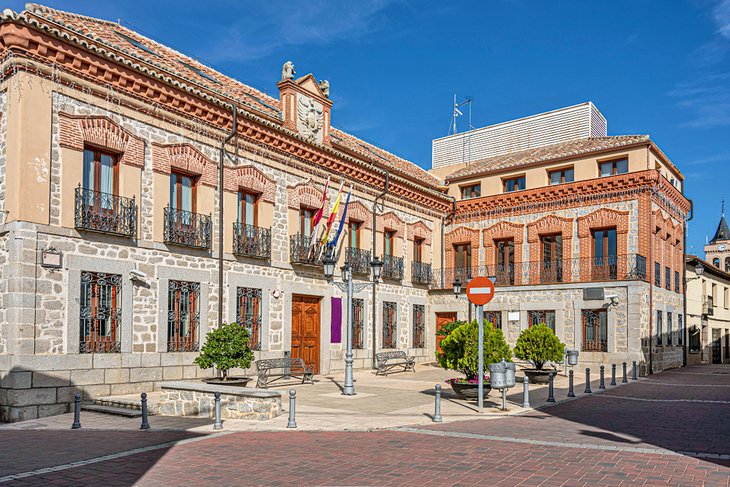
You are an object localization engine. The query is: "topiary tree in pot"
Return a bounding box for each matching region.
[194,323,255,384]
[513,323,565,384]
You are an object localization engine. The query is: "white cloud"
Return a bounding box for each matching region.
[715,0,730,39]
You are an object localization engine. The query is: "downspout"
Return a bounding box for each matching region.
[441,195,457,289]
[218,104,238,328]
[648,186,656,375]
[372,170,389,369]
[683,198,694,367]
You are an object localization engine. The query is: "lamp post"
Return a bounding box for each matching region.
[685,262,704,283]
[324,248,380,395]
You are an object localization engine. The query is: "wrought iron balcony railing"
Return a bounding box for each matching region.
[233,223,271,259]
[163,207,212,249]
[382,255,404,281]
[74,186,137,238]
[346,247,371,275]
[290,234,324,266]
[411,261,432,285]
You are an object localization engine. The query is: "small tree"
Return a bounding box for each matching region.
[438,320,512,380]
[513,323,565,370]
[194,323,255,380]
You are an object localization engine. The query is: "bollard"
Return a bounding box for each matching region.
[567,369,575,398]
[521,375,530,408]
[213,392,223,430]
[71,392,81,429]
[433,384,443,422]
[584,368,592,393]
[140,393,150,431]
[622,362,628,383]
[287,389,297,428]
[632,361,638,380]
[547,372,555,402]
[599,366,606,390]
[610,364,617,386]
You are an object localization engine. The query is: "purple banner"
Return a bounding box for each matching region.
[331,297,342,343]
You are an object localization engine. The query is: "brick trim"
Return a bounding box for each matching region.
[223,165,276,203]
[445,226,480,270]
[577,208,629,280]
[344,200,372,230]
[287,179,328,212]
[58,113,144,168]
[376,211,405,237]
[483,221,525,285]
[152,143,217,187]
[526,215,574,284]
[407,221,432,247]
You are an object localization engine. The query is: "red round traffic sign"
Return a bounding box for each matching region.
[466,276,495,306]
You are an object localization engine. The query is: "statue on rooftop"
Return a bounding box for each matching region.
[281,61,295,81]
[318,80,330,98]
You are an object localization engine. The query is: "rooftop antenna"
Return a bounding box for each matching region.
[723,198,725,216]
[449,95,473,136]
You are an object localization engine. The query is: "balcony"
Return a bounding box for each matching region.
[233,223,271,259]
[74,186,136,238]
[346,247,371,275]
[382,255,404,281]
[164,207,212,249]
[290,234,323,266]
[411,261,432,285]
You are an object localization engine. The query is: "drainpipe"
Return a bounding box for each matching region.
[218,104,238,328]
[683,198,694,367]
[441,195,457,289]
[372,170,389,369]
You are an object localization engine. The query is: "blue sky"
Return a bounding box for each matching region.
[8,0,730,255]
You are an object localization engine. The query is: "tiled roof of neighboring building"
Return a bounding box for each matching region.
[445,135,652,181]
[21,4,440,187]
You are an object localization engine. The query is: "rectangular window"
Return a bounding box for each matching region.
[495,238,515,285]
[300,207,316,239]
[413,237,424,263]
[167,280,200,352]
[677,314,684,346]
[503,175,526,193]
[412,304,425,348]
[349,220,361,249]
[237,191,259,226]
[453,243,472,278]
[656,310,663,345]
[83,148,118,196]
[79,271,122,353]
[170,172,195,213]
[548,167,574,185]
[665,267,671,291]
[353,298,365,349]
[460,183,481,199]
[725,288,729,309]
[689,325,700,352]
[592,228,617,280]
[384,230,395,257]
[667,312,673,346]
[541,234,563,283]
[484,311,502,330]
[528,310,556,332]
[382,301,398,348]
[600,158,629,177]
[582,309,607,352]
[655,262,661,287]
[236,287,262,350]
[675,271,680,294]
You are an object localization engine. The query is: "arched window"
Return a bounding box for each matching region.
[725,257,730,273]
[713,258,721,268]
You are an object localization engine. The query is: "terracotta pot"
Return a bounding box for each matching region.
[522,369,553,384]
[450,382,491,400]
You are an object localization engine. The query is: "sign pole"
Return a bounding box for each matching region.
[477,303,484,413]
[465,276,495,416]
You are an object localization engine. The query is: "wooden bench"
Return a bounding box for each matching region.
[375,351,416,376]
[256,357,314,388]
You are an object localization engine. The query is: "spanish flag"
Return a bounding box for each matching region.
[328,185,352,248]
[320,181,344,246]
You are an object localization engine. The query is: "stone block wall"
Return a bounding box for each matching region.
[158,389,281,421]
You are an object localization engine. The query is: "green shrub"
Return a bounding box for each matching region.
[513,323,565,370]
[193,323,255,380]
[437,320,512,380]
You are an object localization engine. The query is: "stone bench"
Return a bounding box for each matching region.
[158,381,283,421]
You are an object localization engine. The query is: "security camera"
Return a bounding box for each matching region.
[129,269,147,281]
[605,294,619,306]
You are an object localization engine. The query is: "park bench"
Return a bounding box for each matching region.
[256,357,314,388]
[375,351,416,376]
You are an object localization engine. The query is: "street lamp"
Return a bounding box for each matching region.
[452,278,462,296]
[370,256,383,283]
[685,262,705,283]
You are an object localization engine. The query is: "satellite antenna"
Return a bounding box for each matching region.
[449,95,473,136]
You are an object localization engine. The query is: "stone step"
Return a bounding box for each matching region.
[92,398,143,411]
[81,403,143,417]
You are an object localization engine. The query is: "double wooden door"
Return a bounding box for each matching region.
[291,295,321,374]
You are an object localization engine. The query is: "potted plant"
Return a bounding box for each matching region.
[513,323,565,384]
[437,320,512,400]
[194,322,255,386]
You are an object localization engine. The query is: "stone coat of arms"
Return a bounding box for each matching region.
[297,96,324,143]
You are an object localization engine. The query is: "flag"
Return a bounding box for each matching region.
[320,181,344,246]
[328,185,352,248]
[312,177,330,227]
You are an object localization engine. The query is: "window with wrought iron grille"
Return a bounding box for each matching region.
[689,325,700,352]
[582,309,607,352]
[667,311,673,345]
[382,301,398,348]
[236,287,262,350]
[353,298,365,349]
[665,266,671,291]
[528,310,556,332]
[79,271,122,353]
[654,262,661,286]
[656,310,663,345]
[484,311,502,330]
[674,271,680,293]
[677,314,684,346]
[168,280,200,352]
[412,304,425,348]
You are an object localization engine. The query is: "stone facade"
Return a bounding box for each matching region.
[157,382,282,421]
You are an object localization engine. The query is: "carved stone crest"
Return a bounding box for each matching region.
[296,95,323,143]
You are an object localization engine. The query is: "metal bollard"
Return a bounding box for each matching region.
[567,369,575,397]
[599,366,606,390]
[547,372,555,402]
[632,361,638,380]
[521,376,530,408]
[71,392,81,429]
[213,392,223,430]
[584,368,592,393]
[433,384,443,422]
[610,364,617,386]
[287,389,297,428]
[622,362,628,383]
[140,393,150,431]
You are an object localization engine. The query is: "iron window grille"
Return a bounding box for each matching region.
[411,261,432,285]
[677,314,684,346]
[236,287,262,350]
[75,186,137,238]
[79,271,122,353]
[528,310,556,332]
[484,311,502,330]
[233,223,271,259]
[290,234,324,266]
[665,267,671,291]
[667,312,673,346]
[582,309,608,352]
[656,310,663,345]
[167,280,200,352]
[674,271,680,293]
[382,301,398,349]
[346,247,371,275]
[382,255,404,280]
[353,298,365,349]
[412,304,425,348]
[655,262,661,287]
[164,207,212,249]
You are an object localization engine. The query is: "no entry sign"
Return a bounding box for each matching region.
[466,276,495,306]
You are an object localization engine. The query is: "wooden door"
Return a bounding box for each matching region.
[291,295,321,374]
[435,312,457,354]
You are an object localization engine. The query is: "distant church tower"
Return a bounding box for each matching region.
[705,200,730,271]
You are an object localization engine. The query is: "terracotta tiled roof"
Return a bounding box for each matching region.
[445,135,652,182]
[21,4,440,188]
